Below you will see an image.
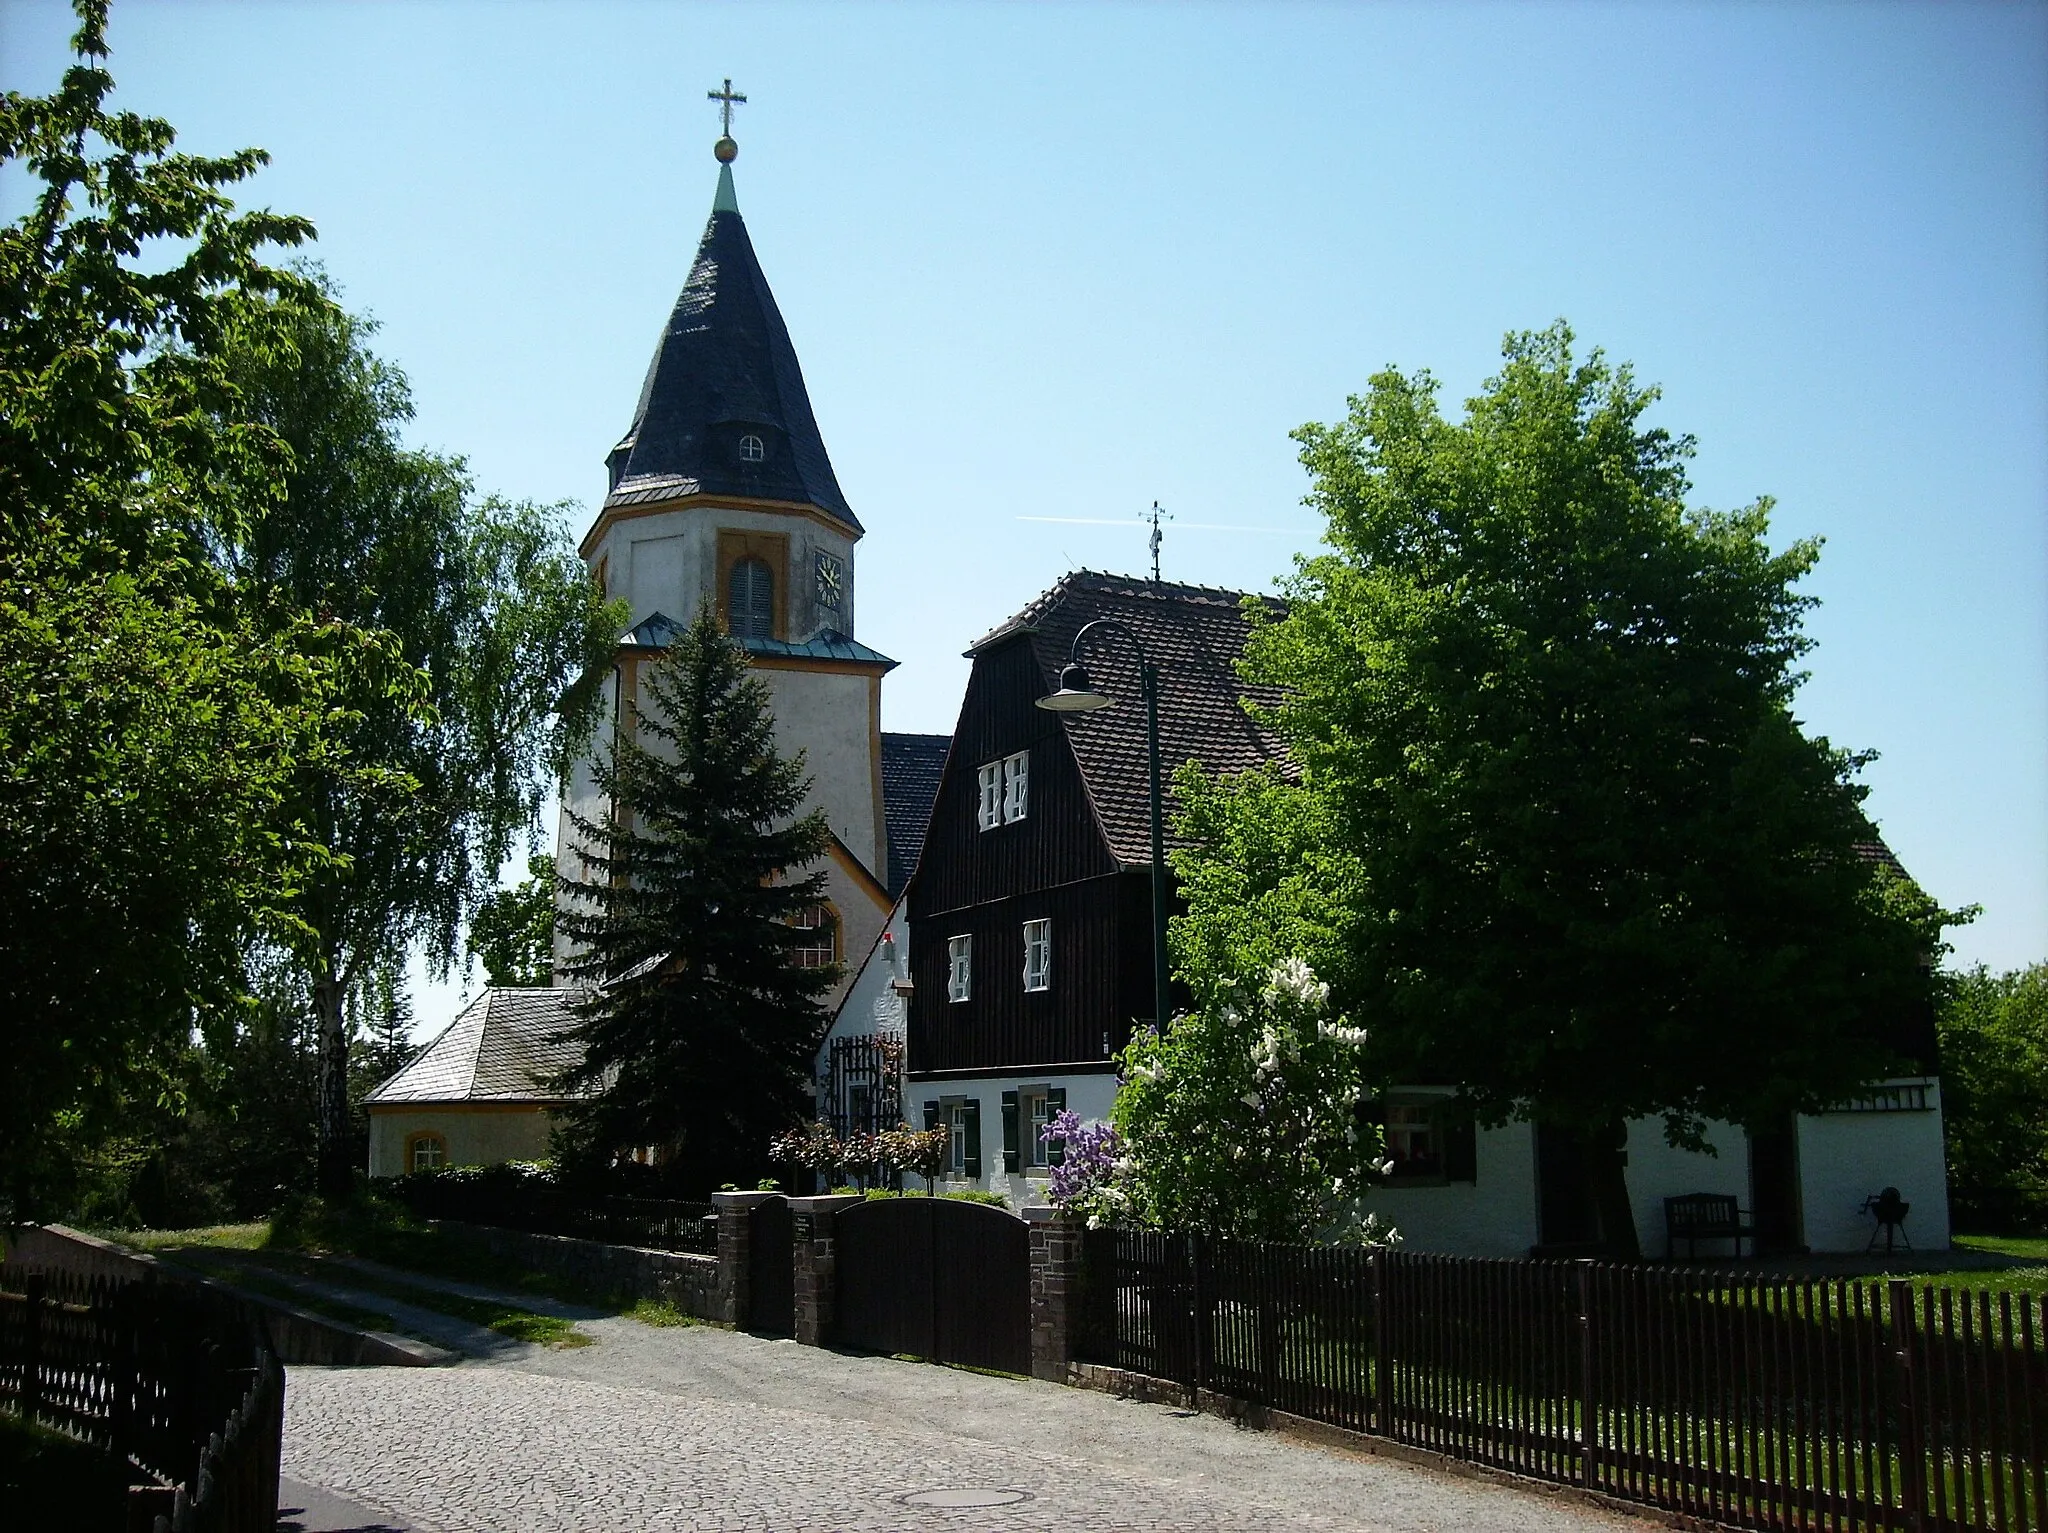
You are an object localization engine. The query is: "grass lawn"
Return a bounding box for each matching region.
[97,1196,670,1347]
[1954,1233,2048,1262]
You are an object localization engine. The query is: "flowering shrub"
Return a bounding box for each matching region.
[1111,957,1397,1243]
[769,1120,950,1190]
[873,1124,949,1187]
[1039,1110,1127,1227]
[768,1120,845,1181]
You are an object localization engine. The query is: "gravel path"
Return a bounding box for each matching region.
[284,1316,1659,1533]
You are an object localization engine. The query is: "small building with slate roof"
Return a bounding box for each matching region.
[364,989,586,1177]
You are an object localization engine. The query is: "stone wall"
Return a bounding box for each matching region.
[427,1220,718,1316]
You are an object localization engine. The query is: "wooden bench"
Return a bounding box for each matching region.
[1663,1192,1756,1261]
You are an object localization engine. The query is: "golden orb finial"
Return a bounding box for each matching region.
[708,79,746,163]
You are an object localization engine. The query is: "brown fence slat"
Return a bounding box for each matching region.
[1080,1236,2044,1533]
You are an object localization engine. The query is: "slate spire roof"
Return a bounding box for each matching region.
[604,164,858,530]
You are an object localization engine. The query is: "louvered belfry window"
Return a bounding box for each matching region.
[728,555,774,640]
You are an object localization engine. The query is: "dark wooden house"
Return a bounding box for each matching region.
[903,571,1286,1197]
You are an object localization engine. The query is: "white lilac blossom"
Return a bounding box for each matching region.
[1264,955,1330,1011]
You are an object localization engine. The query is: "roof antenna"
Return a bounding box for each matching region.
[1146,500,1172,583]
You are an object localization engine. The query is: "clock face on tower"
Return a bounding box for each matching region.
[813,551,844,614]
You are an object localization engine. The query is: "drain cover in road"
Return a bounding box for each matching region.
[897,1488,1035,1508]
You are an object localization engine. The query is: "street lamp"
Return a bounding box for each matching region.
[1036,619,1170,1035]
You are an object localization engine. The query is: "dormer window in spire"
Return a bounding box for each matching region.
[738,433,765,464]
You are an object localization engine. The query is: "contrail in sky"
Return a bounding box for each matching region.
[1017,516,1313,535]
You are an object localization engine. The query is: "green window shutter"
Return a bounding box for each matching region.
[1047,1087,1067,1166]
[963,1099,983,1179]
[922,1099,940,1132]
[1001,1091,1020,1173]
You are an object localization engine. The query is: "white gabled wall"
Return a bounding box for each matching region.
[1362,1120,1541,1257]
[1796,1079,1950,1254]
[1349,1087,1952,1258]
[817,899,910,1072]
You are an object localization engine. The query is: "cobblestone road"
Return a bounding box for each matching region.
[285,1319,1657,1533]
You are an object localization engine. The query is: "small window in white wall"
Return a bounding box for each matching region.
[976,763,1002,831]
[947,935,973,1002]
[1002,750,1029,823]
[1022,918,1051,992]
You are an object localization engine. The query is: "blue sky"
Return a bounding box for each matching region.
[5,1,2043,1027]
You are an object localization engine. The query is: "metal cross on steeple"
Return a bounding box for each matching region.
[708,78,747,138]
[1146,500,1172,582]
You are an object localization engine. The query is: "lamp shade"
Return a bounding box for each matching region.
[1035,661,1115,713]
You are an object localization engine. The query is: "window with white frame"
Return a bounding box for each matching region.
[975,750,1030,830]
[976,762,1002,831]
[1026,1089,1055,1169]
[1002,750,1029,822]
[408,1133,446,1174]
[947,935,972,1003]
[788,903,837,969]
[1022,918,1051,992]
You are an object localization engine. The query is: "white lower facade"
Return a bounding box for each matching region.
[1366,1078,1950,1258]
[905,1069,1119,1211]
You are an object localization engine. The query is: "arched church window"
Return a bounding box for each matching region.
[789,903,838,969]
[738,433,765,463]
[728,556,774,641]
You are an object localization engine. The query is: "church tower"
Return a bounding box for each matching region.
[555,94,896,991]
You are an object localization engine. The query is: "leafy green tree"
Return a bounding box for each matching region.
[469,854,558,988]
[214,290,619,1195]
[352,961,419,1092]
[1174,322,1958,1256]
[0,1,342,1217]
[1114,959,1392,1242]
[556,611,837,1192]
[1937,963,2048,1232]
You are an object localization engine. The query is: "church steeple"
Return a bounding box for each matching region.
[603,105,857,530]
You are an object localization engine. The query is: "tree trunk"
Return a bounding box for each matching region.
[1582,1121,1641,1260]
[314,970,353,1198]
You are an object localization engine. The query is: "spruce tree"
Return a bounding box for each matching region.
[555,611,836,1188]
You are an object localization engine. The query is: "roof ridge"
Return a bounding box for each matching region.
[970,568,1279,654]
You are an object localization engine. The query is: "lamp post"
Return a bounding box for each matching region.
[1035,619,1170,1035]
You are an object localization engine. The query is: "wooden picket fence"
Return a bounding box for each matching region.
[1082,1231,2046,1532]
[0,1267,284,1532]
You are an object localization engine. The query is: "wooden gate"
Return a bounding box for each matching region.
[747,1196,794,1337]
[834,1196,1030,1376]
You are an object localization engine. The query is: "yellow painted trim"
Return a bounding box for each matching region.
[868,673,887,882]
[716,528,791,640]
[828,834,892,912]
[580,493,860,559]
[744,654,891,677]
